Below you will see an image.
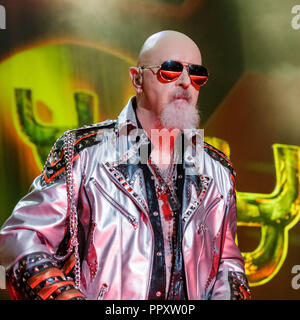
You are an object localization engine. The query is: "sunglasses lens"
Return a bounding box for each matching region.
[189,65,208,76]
[159,60,183,81]
[190,75,208,87]
[159,70,182,81]
[189,65,208,87]
[160,60,183,72]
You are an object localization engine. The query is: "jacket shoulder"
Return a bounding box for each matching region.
[71,119,116,152]
[42,120,116,184]
[204,141,236,186]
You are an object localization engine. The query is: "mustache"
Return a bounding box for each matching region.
[171,89,192,101]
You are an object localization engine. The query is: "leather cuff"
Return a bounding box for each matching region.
[228,271,251,300]
[7,252,86,300]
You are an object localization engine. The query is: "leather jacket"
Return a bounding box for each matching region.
[0,97,250,300]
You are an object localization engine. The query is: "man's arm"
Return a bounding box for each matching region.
[0,133,86,300]
[209,186,251,300]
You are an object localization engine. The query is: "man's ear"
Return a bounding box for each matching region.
[129,67,143,93]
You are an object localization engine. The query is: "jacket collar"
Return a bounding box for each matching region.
[116,96,140,136]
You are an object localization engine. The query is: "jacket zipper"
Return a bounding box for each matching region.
[206,195,222,214]
[202,195,222,224]
[91,179,138,229]
[97,283,109,300]
[103,163,148,216]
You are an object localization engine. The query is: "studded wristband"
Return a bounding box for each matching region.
[7,252,86,300]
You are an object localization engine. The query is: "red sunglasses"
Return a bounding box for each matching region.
[140,60,209,89]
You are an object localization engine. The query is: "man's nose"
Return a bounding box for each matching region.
[175,67,191,88]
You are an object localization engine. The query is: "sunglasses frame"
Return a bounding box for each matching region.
[140,60,209,89]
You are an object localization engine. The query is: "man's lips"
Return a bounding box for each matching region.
[174,96,189,102]
[173,91,191,101]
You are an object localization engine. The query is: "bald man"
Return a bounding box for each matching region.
[0,30,250,300]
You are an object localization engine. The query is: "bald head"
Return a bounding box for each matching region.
[137,30,202,67]
[130,30,203,132]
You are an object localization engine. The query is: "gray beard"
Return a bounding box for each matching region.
[159,100,200,130]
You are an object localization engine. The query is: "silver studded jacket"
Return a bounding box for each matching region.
[0,97,250,300]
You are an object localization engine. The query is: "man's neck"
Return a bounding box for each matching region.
[135,104,160,138]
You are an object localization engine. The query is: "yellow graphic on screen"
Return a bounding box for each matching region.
[206,137,300,286]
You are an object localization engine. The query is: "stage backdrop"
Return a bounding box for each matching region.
[0,0,300,299]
